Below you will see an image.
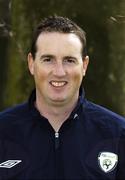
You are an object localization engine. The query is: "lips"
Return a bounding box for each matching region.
[50,81,67,87]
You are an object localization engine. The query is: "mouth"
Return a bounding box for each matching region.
[50,81,67,87]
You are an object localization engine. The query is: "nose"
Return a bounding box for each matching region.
[53,62,66,77]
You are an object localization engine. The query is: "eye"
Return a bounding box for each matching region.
[67,59,75,63]
[40,55,54,64]
[40,57,53,63]
[64,58,76,64]
[43,58,52,62]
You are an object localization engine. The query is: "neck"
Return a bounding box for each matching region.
[35,95,78,132]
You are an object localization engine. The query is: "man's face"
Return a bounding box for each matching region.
[28,32,89,107]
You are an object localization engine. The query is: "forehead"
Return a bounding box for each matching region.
[36,32,82,53]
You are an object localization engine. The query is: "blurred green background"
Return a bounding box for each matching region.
[0,0,125,115]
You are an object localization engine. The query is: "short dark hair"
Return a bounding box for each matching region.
[30,15,87,59]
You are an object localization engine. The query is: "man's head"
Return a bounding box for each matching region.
[28,15,89,108]
[30,15,87,59]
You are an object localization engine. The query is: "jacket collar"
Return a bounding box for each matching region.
[28,88,86,132]
[28,88,85,119]
[28,87,85,108]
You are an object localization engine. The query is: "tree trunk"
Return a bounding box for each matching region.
[106,0,125,115]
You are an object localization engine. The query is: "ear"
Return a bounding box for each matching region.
[83,55,89,76]
[27,53,35,75]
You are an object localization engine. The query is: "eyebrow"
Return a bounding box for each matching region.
[40,54,55,59]
[40,54,77,60]
[64,56,77,60]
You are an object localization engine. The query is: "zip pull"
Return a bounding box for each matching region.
[55,132,59,149]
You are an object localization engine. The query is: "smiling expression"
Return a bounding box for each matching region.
[28,32,89,107]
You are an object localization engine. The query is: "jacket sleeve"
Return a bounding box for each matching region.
[116,128,125,179]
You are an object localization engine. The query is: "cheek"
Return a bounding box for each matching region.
[71,69,83,84]
[34,66,47,84]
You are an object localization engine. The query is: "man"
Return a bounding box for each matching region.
[0,15,125,179]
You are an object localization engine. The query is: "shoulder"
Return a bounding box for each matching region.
[0,102,29,125]
[0,102,33,141]
[82,99,125,130]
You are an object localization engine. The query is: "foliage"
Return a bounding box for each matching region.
[0,0,125,115]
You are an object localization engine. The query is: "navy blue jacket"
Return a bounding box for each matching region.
[0,90,125,179]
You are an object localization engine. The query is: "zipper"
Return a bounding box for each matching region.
[55,131,61,179]
[55,132,59,149]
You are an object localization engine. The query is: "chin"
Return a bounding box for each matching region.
[50,96,67,103]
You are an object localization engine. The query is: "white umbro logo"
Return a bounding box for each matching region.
[0,160,22,168]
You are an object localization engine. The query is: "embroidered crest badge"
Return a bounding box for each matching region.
[98,152,118,173]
